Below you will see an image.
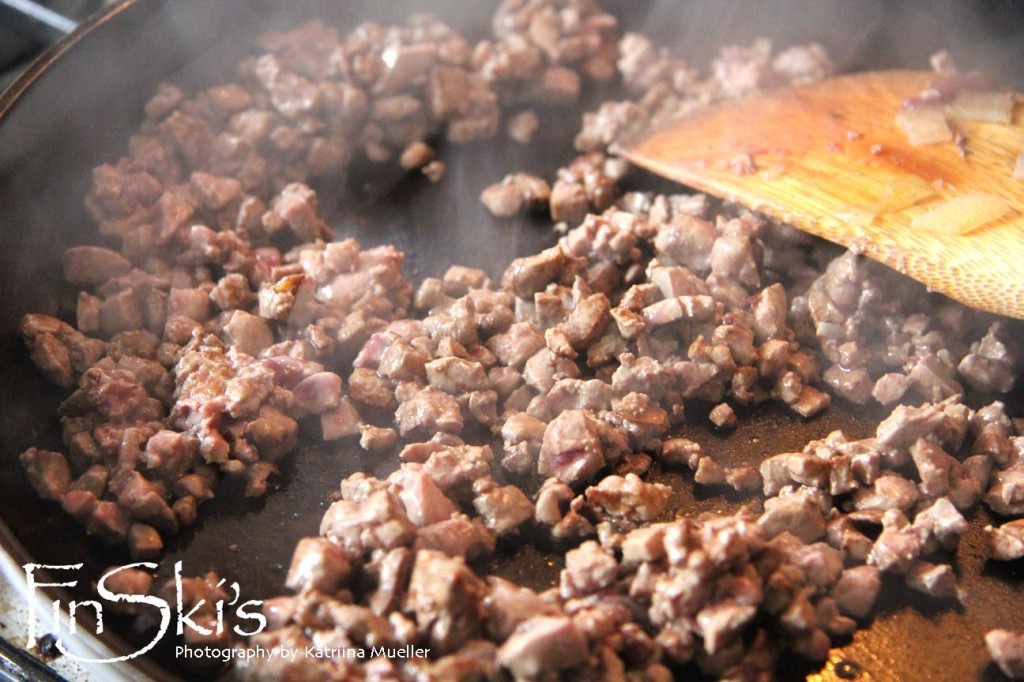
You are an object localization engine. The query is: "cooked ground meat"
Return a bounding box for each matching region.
[986,519,1024,561]
[988,630,1024,680]
[498,615,588,677]
[538,409,627,487]
[506,109,540,144]
[480,173,552,217]
[15,2,1024,680]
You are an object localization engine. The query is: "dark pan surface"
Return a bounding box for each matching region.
[2,1,1024,679]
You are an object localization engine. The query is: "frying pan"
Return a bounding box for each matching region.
[2,1,1024,680]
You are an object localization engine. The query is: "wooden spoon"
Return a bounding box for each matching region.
[624,70,1024,319]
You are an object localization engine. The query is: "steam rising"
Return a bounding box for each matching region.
[621,0,1024,86]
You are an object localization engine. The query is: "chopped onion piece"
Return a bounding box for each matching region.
[910,192,1012,235]
[872,175,937,214]
[895,108,953,146]
[930,71,997,101]
[946,90,1015,123]
[901,92,943,111]
[1013,152,1024,181]
[836,206,875,227]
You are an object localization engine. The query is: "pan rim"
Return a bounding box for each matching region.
[0,0,144,120]
[0,1,182,679]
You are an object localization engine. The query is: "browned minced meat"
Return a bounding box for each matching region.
[794,251,1022,407]
[158,571,234,648]
[506,109,540,144]
[988,630,1024,680]
[17,1,1024,680]
[986,519,1024,561]
[20,221,409,554]
[244,385,1015,680]
[100,566,155,616]
[480,173,551,217]
[255,492,871,680]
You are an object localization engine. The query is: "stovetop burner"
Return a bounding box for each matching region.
[0,0,106,89]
